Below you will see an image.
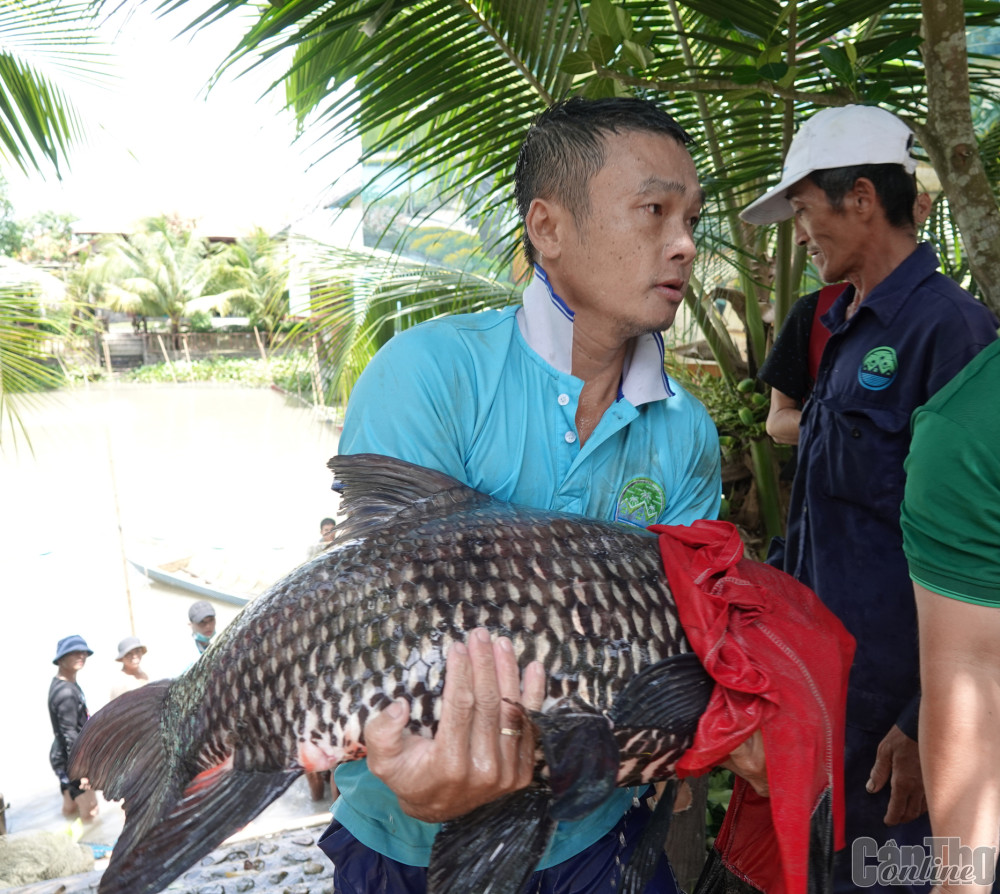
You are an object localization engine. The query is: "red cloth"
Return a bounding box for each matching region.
[808,284,846,383]
[648,520,855,894]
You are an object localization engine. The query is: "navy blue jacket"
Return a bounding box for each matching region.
[784,242,998,738]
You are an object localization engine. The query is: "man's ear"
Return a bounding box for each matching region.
[849,177,878,220]
[914,191,933,228]
[525,197,569,260]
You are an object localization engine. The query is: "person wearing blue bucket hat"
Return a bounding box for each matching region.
[48,635,99,820]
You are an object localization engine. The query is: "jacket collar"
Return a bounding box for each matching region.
[516,265,674,405]
[822,242,940,330]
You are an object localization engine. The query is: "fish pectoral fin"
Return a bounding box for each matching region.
[531,699,619,821]
[100,764,299,894]
[608,652,714,732]
[428,785,556,894]
[617,780,677,894]
[808,787,834,894]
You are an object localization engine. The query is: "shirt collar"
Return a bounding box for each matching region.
[516,264,674,405]
[822,242,940,330]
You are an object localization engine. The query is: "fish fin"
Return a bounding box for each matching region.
[617,781,677,894]
[428,785,556,894]
[70,680,173,847]
[530,698,619,821]
[70,680,297,894]
[327,453,493,542]
[99,763,298,894]
[608,652,714,731]
[808,787,833,894]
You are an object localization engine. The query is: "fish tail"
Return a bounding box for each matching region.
[70,680,298,894]
[70,680,174,845]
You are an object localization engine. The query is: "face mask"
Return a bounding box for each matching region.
[194,632,213,644]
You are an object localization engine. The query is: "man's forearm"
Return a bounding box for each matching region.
[916,584,1000,891]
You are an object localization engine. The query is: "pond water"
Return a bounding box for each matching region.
[0,382,343,844]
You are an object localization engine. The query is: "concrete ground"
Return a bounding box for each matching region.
[2,815,334,894]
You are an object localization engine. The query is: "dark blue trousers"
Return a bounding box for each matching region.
[318,795,681,894]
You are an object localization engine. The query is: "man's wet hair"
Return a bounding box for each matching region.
[514,96,692,265]
[807,164,918,230]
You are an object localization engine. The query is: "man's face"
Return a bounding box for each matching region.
[192,616,216,639]
[122,648,144,667]
[58,651,88,673]
[321,523,335,542]
[787,178,865,284]
[551,130,701,342]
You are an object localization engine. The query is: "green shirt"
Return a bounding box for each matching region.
[902,339,1000,606]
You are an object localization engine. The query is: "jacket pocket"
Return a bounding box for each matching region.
[816,403,910,522]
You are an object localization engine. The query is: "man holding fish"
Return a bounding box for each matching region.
[325,96,754,893]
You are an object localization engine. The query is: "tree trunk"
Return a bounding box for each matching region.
[918,0,1000,315]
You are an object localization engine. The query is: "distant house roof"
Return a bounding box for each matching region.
[0,256,67,304]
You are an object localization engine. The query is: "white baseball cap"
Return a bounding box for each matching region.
[741,105,918,225]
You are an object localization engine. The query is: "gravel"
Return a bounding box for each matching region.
[1,820,335,894]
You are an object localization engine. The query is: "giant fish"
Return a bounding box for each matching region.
[70,453,723,894]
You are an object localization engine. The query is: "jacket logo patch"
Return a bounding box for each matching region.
[615,478,666,527]
[858,346,898,391]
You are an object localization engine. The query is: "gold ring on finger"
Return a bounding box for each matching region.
[499,727,523,737]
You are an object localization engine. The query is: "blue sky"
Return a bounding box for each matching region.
[8,3,355,235]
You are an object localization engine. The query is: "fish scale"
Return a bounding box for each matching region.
[173,504,690,786]
[69,454,711,894]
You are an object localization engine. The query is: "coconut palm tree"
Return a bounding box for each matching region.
[207,227,290,335]
[177,0,1000,309]
[152,0,1000,543]
[0,0,111,445]
[99,216,230,344]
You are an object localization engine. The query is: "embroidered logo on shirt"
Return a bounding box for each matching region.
[615,478,667,527]
[858,346,898,391]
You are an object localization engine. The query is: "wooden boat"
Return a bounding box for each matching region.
[128,544,301,606]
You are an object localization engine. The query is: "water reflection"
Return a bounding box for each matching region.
[0,383,341,841]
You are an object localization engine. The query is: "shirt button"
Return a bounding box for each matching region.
[564,431,577,444]
[851,428,861,438]
[557,393,570,406]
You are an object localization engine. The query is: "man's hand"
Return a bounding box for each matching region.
[364,627,546,824]
[719,729,769,797]
[867,724,927,825]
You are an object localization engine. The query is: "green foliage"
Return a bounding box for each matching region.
[123,352,318,394]
[399,226,507,280]
[282,238,519,405]
[0,285,67,447]
[17,210,77,264]
[207,227,290,332]
[0,175,24,256]
[0,0,112,176]
[706,769,734,847]
[186,310,215,332]
[98,215,229,336]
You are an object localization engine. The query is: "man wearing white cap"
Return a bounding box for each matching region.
[110,635,150,700]
[742,105,998,893]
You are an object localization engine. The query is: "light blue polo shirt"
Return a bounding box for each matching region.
[333,265,721,868]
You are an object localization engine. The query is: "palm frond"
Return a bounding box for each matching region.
[283,237,520,402]
[0,0,114,173]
